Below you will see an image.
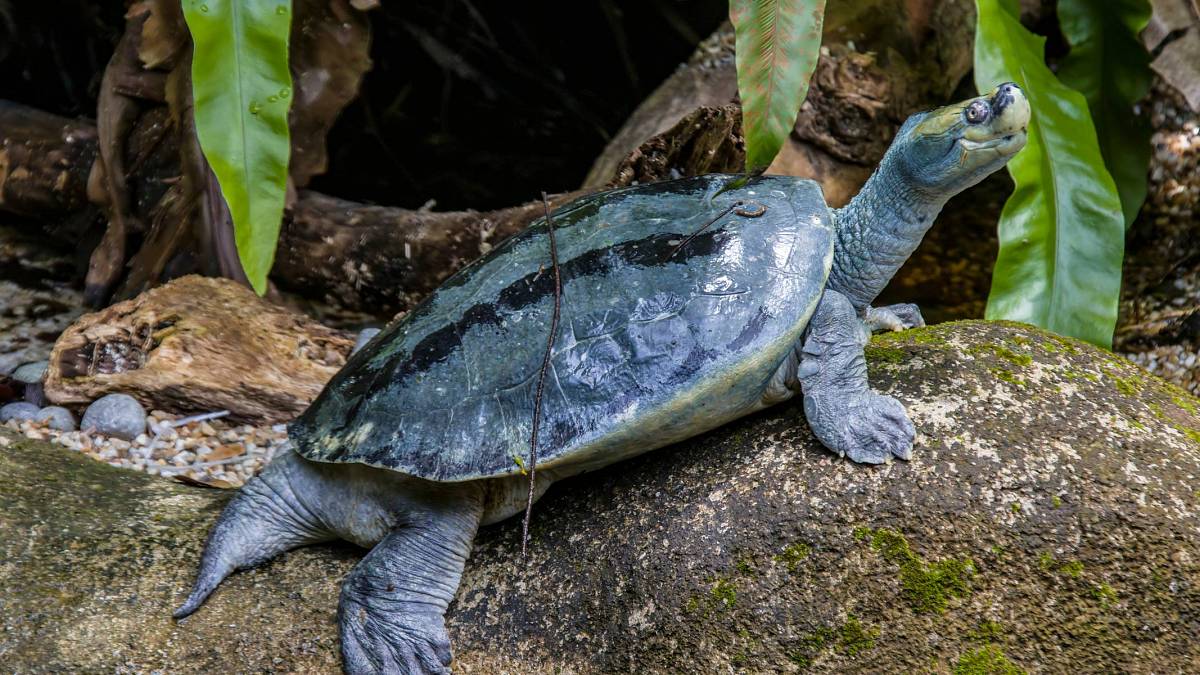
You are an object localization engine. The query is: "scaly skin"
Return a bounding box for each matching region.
[796,82,1030,464]
[176,84,1032,674]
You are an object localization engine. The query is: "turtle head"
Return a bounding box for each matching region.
[889,82,1030,197]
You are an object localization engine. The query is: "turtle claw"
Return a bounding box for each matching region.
[865,304,925,333]
[844,392,914,464]
[806,391,915,464]
[339,596,452,675]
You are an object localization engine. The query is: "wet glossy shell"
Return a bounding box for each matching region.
[290,175,834,481]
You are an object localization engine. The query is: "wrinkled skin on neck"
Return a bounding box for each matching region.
[828,83,1030,310]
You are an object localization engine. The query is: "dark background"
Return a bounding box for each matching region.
[0,0,728,210]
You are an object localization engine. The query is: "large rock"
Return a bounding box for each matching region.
[2,321,1198,672]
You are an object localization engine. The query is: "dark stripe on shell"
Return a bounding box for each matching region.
[327,227,726,433]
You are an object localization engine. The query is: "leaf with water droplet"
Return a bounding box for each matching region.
[278,87,290,99]
[183,0,293,294]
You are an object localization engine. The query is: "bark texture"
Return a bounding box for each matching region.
[274,190,585,314]
[0,101,97,220]
[43,275,353,424]
[4,321,1199,672]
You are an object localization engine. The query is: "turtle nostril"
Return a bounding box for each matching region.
[992,85,1014,116]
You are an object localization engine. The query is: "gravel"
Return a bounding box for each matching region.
[80,394,147,440]
[4,409,290,488]
[0,224,84,375]
[1117,80,1200,396]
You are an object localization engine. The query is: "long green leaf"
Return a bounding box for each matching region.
[730,0,826,173]
[182,0,293,294]
[974,0,1124,348]
[1056,0,1152,227]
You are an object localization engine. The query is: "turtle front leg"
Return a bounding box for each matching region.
[338,485,484,675]
[864,303,925,333]
[799,289,915,463]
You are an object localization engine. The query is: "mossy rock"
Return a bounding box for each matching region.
[2,321,1199,672]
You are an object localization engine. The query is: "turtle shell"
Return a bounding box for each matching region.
[291,174,834,481]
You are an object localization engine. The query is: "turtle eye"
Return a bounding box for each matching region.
[965,101,991,125]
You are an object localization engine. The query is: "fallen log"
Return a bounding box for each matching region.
[43,275,353,424]
[0,99,743,316]
[0,101,97,220]
[4,322,1200,671]
[274,190,585,314]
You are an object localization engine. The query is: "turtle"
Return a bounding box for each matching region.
[175,83,1030,673]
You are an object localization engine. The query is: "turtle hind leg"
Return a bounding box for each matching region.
[338,485,484,675]
[174,448,334,619]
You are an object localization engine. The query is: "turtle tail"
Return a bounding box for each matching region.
[174,447,331,619]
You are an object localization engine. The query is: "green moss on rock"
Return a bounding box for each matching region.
[1092,583,1117,608]
[875,325,949,348]
[786,616,878,668]
[967,620,1005,643]
[953,645,1025,675]
[775,542,812,572]
[858,528,974,613]
[968,344,1033,367]
[1038,552,1084,578]
[865,344,907,365]
[711,578,736,609]
[837,615,878,656]
[991,367,1026,387]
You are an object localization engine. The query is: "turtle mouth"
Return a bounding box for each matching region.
[960,129,1027,156]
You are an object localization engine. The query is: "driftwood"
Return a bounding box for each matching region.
[44,275,353,424]
[1145,0,1200,112]
[5,322,1200,671]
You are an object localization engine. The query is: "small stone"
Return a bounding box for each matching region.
[208,443,245,461]
[36,406,77,431]
[81,394,147,440]
[11,361,48,384]
[353,327,381,354]
[0,402,39,423]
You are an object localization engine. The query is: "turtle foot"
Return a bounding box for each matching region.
[805,391,915,464]
[339,593,452,675]
[865,303,925,332]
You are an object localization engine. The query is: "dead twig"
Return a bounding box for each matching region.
[521,192,562,557]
